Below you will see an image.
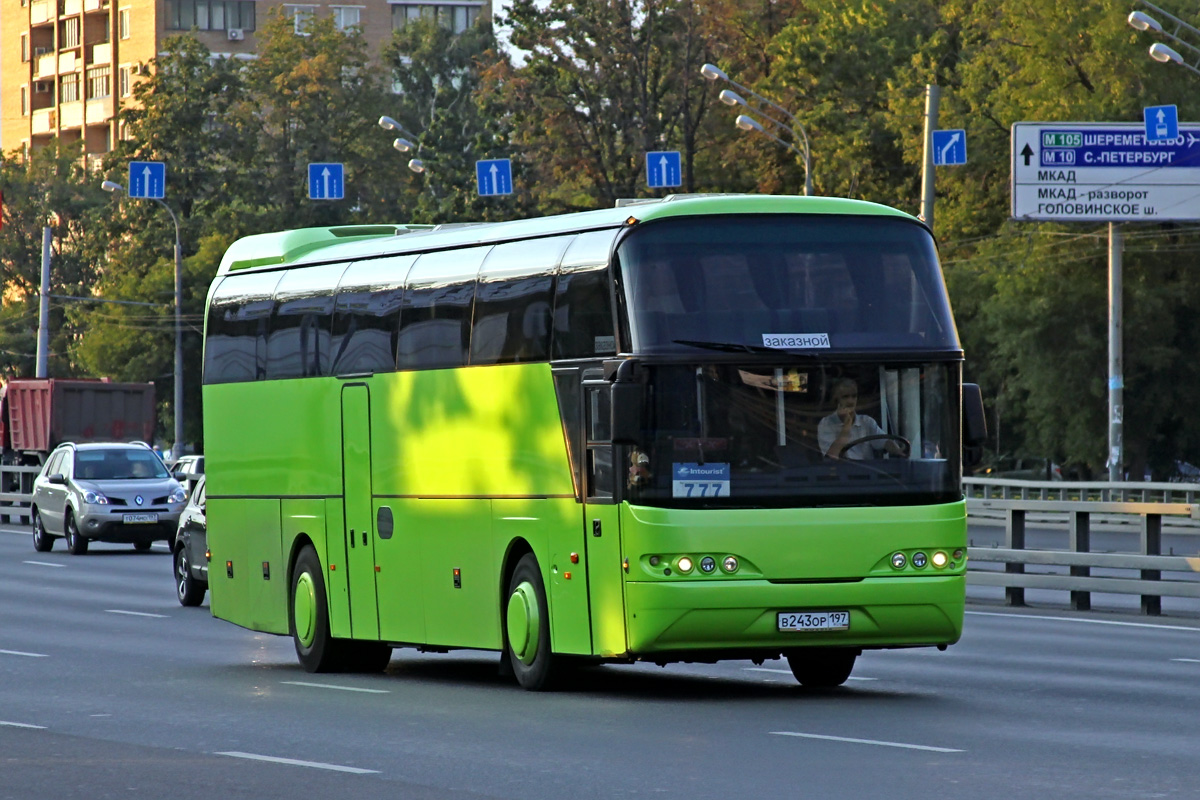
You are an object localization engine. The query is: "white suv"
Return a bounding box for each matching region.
[31,442,187,555]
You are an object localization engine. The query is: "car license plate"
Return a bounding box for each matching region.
[777,610,850,632]
[123,513,158,524]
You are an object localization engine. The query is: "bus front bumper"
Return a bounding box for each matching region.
[623,575,964,656]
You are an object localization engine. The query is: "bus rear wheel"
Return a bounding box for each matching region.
[505,554,556,691]
[786,648,859,688]
[291,545,342,673]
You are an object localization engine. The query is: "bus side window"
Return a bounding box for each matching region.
[584,384,614,499]
[553,231,619,360]
[472,237,567,365]
[204,271,284,385]
[331,256,412,376]
[266,264,344,379]
[398,248,489,372]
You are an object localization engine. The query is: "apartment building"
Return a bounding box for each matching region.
[0,0,490,159]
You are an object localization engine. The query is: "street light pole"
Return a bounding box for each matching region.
[101,180,185,460]
[702,63,813,196]
[1129,2,1200,77]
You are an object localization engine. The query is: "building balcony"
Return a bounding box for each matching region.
[32,108,58,135]
[60,0,82,16]
[85,98,113,123]
[30,0,53,25]
[83,0,110,12]
[34,52,58,79]
[90,41,112,64]
[59,100,84,129]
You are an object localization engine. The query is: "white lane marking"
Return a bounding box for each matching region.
[743,668,876,681]
[105,610,169,619]
[23,560,64,568]
[216,751,379,774]
[0,649,48,658]
[770,731,963,753]
[283,681,390,694]
[0,721,47,730]
[966,610,1200,633]
[1171,658,1200,663]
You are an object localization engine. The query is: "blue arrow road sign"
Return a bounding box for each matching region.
[932,130,967,166]
[1144,104,1178,142]
[128,161,166,199]
[646,151,682,188]
[308,163,344,200]
[476,159,513,196]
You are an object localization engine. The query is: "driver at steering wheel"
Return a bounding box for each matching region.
[818,378,909,460]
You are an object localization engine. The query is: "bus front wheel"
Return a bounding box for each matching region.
[505,554,556,691]
[291,545,341,672]
[785,648,859,688]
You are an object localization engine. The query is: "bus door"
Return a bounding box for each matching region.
[581,377,628,657]
[340,383,380,640]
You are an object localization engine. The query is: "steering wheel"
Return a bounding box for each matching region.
[840,433,911,458]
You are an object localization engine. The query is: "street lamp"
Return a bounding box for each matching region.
[701,63,813,196]
[1128,1,1200,78]
[101,179,185,461]
[379,116,427,175]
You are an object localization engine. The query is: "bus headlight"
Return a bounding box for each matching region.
[677,556,694,573]
[700,556,716,573]
[721,556,739,573]
[891,552,907,569]
[911,551,928,568]
[931,551,949,568]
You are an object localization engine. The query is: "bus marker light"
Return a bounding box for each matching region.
[931,551,948,568]
[623,558,629,573]
[700,556,716,573]
[891,552,907,569]
[911,552,928,569]
[330,564,336,571]
[375,565,381,573]
[226,561,234,578]
[677,557,694,573]
[649,556,660,566]
[953,549,965,561]
[205,550,211,562]
[722,556,739,573]
[564,572,572,580]
[570,553,579,564]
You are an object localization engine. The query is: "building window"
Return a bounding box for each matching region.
[62,17,81,48]
[391,3,481,34]
[119,65,134,97]
[21,86,29,116]
[87,65,111,99]
[164,0,256,31]
[21,34,29,62]
[285,5,317,34]
[119,8,131,38]
[61,73,80,103]
[332,5,361,31]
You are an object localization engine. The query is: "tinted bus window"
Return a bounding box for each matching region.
[398,247,489,371]
[266,264,345,379]
[552,230,619,360]
[331,256,413,376]
[471,237,570,365]
[205,271,283,384]
[617,215,958,354]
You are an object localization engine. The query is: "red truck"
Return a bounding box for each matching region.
[0,378,156,465]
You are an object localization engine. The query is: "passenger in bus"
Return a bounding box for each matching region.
[818,378,909,460]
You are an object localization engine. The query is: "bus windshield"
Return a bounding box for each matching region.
[616,215,959,354]
[622,361,960,508]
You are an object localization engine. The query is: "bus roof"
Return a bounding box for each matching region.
[216,195,922,276]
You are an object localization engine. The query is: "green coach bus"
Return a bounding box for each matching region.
[201,194,986,690]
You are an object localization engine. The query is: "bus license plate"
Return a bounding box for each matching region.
[777,610,850,632]
[123,513,158,524]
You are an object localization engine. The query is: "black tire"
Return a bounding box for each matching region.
[64,512,88,555]
[341,641,392,673]
[290,545,343,673]
[134,540,153,553]
[31,510,53,553]
[786,648,859,688]
[174,545,206,607]
[504,553,557,691]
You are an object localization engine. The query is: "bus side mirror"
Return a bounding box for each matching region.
[611,383,643,444]
[962,383,987,468]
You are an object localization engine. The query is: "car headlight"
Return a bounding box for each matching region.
[83,490,109,505]
[168,487,187,504]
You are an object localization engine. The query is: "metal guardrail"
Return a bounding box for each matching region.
[0,465,41,526]
[964,478,1200,615]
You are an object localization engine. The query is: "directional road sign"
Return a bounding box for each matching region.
[1144,104,1178,143]
[476,159,513,196]
[932,130,967,166]
[1011,121,1200,222]
[128,161,165,199]
[646,151,682,188]
[308,163,344,200]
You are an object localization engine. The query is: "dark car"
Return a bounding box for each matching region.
[31,442,187,555]
[173,474,208,606]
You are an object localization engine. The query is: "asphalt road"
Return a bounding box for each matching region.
[2,524,1199,799]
